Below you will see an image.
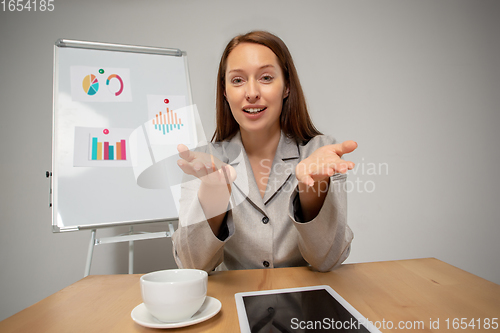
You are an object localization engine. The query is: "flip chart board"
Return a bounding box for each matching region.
[51,39,201,232]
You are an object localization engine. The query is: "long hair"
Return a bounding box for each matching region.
[212,30,322,143]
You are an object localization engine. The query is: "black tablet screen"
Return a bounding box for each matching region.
[242,289,370,332]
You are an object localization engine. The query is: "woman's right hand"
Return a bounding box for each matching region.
[177,144,236,187]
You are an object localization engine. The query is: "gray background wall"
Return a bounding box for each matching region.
[1,0,499,322]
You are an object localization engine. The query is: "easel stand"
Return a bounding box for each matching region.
[84,222,175,277]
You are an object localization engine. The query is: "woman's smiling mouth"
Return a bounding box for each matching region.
[243,107,267,114]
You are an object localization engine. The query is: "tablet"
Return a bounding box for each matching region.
[235,285,381,332]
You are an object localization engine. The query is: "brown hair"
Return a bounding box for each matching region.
[212,30,322,143]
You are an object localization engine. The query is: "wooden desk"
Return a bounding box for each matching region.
[1,258,499,332]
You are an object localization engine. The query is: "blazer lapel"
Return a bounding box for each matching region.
[224,131,300,212]
[227,133,267,214]
[262,132,300,204]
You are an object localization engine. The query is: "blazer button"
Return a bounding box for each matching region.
[262,216,269,224]
[263,261,270,267]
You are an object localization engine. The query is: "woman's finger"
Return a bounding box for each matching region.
[303,158,355,179]
[323,140,358,157]
[341,140,358,155]
[299,174,315,187]
[177,144,195,162]
[177,159,196,176]
[319,153,355,173]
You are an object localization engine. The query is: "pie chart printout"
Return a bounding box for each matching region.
[71,66,132,102]
[82,74,99,96]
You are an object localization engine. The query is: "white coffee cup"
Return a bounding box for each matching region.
[140,269,208,322]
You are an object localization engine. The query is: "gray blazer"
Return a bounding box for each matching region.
[172,131,353,272]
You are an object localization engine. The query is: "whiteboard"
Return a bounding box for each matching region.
[51,39,200,232]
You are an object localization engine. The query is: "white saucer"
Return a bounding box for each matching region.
[131,296,222,329]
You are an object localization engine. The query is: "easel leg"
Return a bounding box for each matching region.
[82,223,172,276]
[128,226,134,274]
[85,229,96,277]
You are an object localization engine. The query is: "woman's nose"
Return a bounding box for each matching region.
[245,80,260,102]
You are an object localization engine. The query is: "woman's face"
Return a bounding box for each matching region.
[224,42,288,137]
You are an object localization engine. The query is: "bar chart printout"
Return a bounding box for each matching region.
[152,108,184,134]
[90,137,127,161]
[74,127,133,167]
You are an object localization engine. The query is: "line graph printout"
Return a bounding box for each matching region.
[146,95,192,145]
[153,108,184,135]
[131,103,199,187]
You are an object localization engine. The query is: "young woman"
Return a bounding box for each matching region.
[173,31,357,272]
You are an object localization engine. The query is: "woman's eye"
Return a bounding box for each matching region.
[261,75,274,82]
[231,77,244,85]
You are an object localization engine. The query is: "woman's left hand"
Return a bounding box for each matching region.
[296,140,358,187]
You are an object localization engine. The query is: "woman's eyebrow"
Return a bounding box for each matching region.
[227,64,276,74]
[258,64,275,70]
